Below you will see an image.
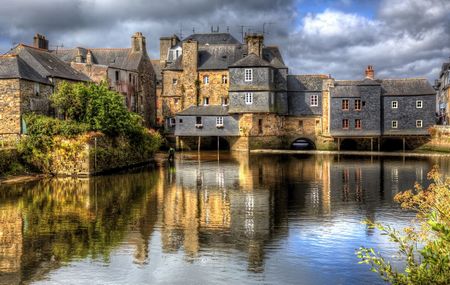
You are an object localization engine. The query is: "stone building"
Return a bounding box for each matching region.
[53,32,156,127]
[158,32,436,151]
[436,61,450,123]
[0,35,89,141]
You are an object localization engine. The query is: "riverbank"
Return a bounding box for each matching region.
[250,149,450,157]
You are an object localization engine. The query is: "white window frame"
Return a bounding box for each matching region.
[216,116,224,127]
[222,75,228,84]
[245,92,253,105]
[416,100,423,109]
[203,75,209,85]
[310,95,318,107]
[222,97,229,106]
[392,101,398,109]
[172,78,177,85]
[416,120,423,128]
[392,120,398,129]
[244,69,253,82]
[203,97,209,106]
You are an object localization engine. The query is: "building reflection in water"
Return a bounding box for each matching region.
[0,153,439,283]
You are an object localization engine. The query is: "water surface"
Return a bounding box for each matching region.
[1,152,448,285]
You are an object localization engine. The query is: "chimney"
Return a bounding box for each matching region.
[131,32,147,55]
[75,48,84,63]
[160,35,180,67]
[365,65,375,80]
[33,33,49,50]
[86,50,93,64]
[245,33,264,58]
[182,40,198,73]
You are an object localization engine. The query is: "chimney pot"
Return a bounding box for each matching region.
[365,65,375,80]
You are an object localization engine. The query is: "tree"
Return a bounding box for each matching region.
[356,166,450,285]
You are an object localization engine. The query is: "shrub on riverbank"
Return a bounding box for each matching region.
[18,82,161,174]
[357,167,450,284]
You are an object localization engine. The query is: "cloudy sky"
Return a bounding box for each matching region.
[1,0,449,80]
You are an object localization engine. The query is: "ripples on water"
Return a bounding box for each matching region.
[0,152,448,285]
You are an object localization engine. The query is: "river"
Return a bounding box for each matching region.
[1,152,449,285]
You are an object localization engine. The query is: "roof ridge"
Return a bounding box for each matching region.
[381,77,428,81]
[17,43,49,51]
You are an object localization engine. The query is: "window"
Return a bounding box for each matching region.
[392,120,398,129]
[258,119,263,134]
[222,97,229,106]
[179,119,183,123]
[355,119,361,129]
[115,70,120,82]
[196,116,203,128]
[355,99,361,111]
[203,97,209,106]
[129,73,132,83]
[342,99,349,110]
[216,116,224,127]
[416,120,423,128]
[310,95,318,106]
[172,78,177,85]
[174,98,179,105]
[342,119,349,129]
[203,76,209,84]
[245,69,253,82]
[34,83,40,96]
[169,118,176,127]
[299,120,303,128]
[392,101,398,109]
[245,92,253,104]
[222,75,228,84]
[416,100,423,109]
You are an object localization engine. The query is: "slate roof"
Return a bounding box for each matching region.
[53,47,144,71]
[150,59,162,81]
[262,46,287,68]
[229,53,272,68]
[440,62,450,77]
[287,75,329,92]
[331,78,435,97]
[177,105,229,116]
[0,55,50,84]
[7,45,89,82]
[183,33,240,45]
[381,79,435,96]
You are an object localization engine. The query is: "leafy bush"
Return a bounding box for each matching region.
[356,167,450,284]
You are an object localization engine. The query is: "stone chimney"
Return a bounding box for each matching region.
[160,35,180,67]
[86,50,93,64]
[245,33,264,57]
[131,32,147,55]
[182,40,198,73]
[33,33,49,50]
[365,65,375,80]
[75,48,84,63]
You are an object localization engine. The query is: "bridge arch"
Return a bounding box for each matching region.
[290,138,316,150]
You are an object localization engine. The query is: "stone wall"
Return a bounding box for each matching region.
[48,133,156,176]
[71,62,108,83]
[198,70,229,105]
[0,79,21,136]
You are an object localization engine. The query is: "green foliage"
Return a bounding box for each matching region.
[356,167,450,285]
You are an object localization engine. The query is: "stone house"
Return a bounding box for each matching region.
[326,66,436,150]
[0,35,89,141]
[53,32,156,127]
[436,61,450,122]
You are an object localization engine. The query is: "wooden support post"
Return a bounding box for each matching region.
[337,138,341,152]
[378,137,381,152]
[198,136,201,153]
[402,137,406,152]
[370,138,373,152]
[217,136,220,161]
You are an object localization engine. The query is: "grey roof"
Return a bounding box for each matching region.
[177,105,229,116]
[7,45,89,82]
[229,53,272,68]
[198,45,246,70]
[0,55,50,84]
[287,75,329,92]
[262,46,287,68]
[53,47,144,71]
[381,78,436,96]
[332,78,436,97]
[150,59,162,81]
[183,33,240,45]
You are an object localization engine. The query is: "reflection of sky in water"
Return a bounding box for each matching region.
[0,153,444,285]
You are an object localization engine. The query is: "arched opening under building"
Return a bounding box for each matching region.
[290,138,316,150]
[339,139,358,150]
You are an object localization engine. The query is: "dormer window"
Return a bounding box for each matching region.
[203,75,209,84]
[245,69,253,82]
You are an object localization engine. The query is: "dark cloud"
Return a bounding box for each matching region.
[0,0,448,80]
